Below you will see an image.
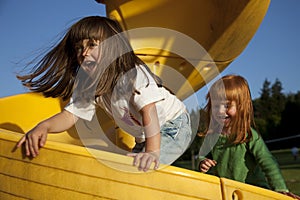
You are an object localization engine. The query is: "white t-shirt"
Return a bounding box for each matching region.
[65,65,186,142]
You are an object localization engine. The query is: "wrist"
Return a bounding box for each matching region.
[145,134,160,152]
[37,121,50,132]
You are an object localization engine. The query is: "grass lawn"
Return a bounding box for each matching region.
[272,149,300,195]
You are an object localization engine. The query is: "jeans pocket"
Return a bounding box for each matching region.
[161,116,182,139]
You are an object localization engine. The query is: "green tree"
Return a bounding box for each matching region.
[253,79,272,138]
[279,91,300,136]
[269,78,285,137]
[253,78,286,139]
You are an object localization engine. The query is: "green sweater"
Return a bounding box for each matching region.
[198,129,288,192]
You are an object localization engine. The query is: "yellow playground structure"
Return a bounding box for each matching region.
[0,0,295,199]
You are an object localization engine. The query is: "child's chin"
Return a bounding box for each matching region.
[217,119,230,128]
[83,68,96,75]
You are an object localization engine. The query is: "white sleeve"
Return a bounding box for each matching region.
[64,98,96,121]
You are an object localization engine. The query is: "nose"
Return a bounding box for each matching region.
[77,47,90,64]
[81,47,90,57]
[219,104,227,114]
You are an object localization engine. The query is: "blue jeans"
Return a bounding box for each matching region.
[159,112,192,165]
[131,112,192,165]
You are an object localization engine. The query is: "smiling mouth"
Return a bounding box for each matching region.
[218,115,229,119]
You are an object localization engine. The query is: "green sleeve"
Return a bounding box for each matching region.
[196,136,207,171]
[248,129,289,192]
[196,156,206,171]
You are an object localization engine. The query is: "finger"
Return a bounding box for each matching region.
[207,160,217,167]
[127,153,138,166]
[32,134,41,156]
[204,163,211,170]
[203,161,212,168]
[205,160,213,167]
[25,139,30,156]
[205,159,216,167]
[31,135,41,157]
[153,159,160,170]
[16,136,26,148]
[39,133,47,147]
[200,161,211,172]
[200,166,208,173]
[27,135,37,157]
[201,164,209,172]
[128,153,143,167]
[201,169,208,173]
[138,155,148,171]
[143,156,154,172]
[127,153,137,157]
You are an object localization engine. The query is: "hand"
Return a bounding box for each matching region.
[16,123,48,157]
[127,151,160,172]
[199,158,217,173]
[278,191,300,200]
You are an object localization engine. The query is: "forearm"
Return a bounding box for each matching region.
[38,110,78,133]
[141,103,161,153]
[145,132,161,152]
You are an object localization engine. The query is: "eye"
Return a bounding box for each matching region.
[90,42,97,47]
[212,105,221,110]
[88,40,99,48]
[75,45,83,53]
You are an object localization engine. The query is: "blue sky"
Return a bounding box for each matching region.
[1,1,300,107]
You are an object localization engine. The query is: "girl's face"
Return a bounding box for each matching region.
[75,39,100,75]
[211,100,237,132]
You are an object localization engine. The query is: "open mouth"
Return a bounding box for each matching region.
[218,115,229,120]
[81,61,96,72]
[217,115,230,125]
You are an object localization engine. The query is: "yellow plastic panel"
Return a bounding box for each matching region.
[220,178,294,200]
[0,93,65,133]
[0,93,82,145]
[0,93,135,149]
[0,129,223,200]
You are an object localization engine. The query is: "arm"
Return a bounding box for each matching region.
[249,136,300,198]
[17,110,78,157]
[249,130,289,192]
[197,135,217,172]
[143,103,160,153]
[128,103,161,171]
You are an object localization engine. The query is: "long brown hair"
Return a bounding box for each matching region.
[17,16,160,102]
[204,75,255,144]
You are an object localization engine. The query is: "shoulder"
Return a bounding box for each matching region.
[250,128,260,140]
[136,64,153,78]
[135,64,158,87]
[248,128,267,150]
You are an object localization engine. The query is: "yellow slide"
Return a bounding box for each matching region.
[0,0,294,199]
[0,93,293,199]
[101,0,271,99]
